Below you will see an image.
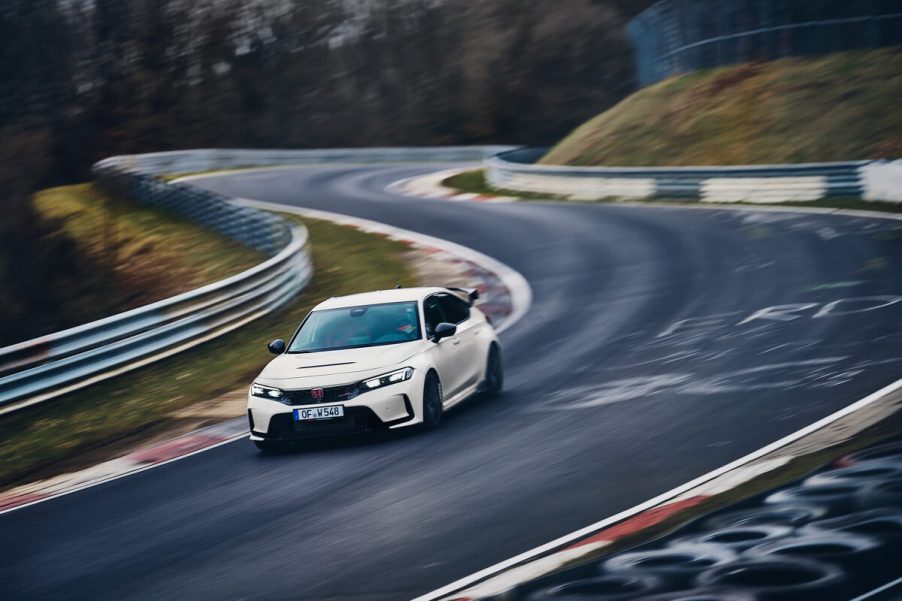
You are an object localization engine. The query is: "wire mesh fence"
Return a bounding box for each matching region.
[628,0,902,86]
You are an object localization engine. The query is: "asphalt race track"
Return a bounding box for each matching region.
[3,163,902,601]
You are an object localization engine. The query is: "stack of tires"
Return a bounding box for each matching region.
[512,442,902,601]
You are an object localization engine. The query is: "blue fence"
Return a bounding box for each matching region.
[628,0,902,86]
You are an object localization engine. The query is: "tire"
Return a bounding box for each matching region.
[422,372,443,429]
[696,558,846,600]
[483,344,503,398]
[525,574,663,601]
[702,504,827,530]
[676,525,793,551]
[601,543,736,589]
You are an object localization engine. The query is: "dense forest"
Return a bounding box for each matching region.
[0,0,649,344]
[2,0,650,182]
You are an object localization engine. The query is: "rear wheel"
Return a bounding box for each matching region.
[422,372,443,429]
[484,345,503,398]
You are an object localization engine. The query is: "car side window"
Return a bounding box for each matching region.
[423,296,447,336]
[437,294,470,324]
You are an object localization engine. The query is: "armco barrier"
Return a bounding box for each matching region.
[0,157,310,414]
[105,146,516,177]
[485,148,893,203]
[0,146,509,415]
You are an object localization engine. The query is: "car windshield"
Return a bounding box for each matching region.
[288,301,422,353]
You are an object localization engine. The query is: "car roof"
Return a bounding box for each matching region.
[313,287,452,311]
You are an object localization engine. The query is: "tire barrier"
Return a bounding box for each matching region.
[525,574,664,601]
[804,460,902,487]
[484,149,902,204]
[838,441,902,467]
[601,544,737,590]
[632,589,761,601]
[800,509,902,541]
[744,533,882,573]
[701,505,828,531]
[695,558,846,600]
[674,526,794,552]
[504,441,902,601]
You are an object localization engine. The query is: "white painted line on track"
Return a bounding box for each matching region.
[850,575,902,601]
[412,375,902,601]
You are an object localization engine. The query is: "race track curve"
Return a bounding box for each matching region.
[2,162,901,601]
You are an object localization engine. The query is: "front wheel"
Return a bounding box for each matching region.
[484,345,503,398]
[422,372,443,429]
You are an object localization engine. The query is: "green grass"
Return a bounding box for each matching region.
[541,48,902,167]
[442,169,564,200]
[442,170,563,200]
[0,216,416,487]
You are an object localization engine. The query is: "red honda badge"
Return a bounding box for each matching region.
[311,387,324,401]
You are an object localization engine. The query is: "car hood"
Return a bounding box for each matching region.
[257,342,427,382]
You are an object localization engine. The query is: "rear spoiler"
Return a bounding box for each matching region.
[446,287,480,305]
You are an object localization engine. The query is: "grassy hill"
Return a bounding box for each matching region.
[540,48,902,167]
[0,185,261,347]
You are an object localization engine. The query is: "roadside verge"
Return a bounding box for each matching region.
[0,194,532,514]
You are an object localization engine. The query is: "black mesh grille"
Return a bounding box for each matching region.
[262,407,382,439]
[280,383,361,405]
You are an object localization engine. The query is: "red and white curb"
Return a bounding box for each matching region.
[0,194,532,515]
[414,376,902,601]
[386,168,517,203]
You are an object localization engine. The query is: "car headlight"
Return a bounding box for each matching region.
[251,382,284,400]
[362,367,414,391]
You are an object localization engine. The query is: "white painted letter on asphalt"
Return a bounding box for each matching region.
[738,304,818,325]
[813,296,902,318]
[657,316,726,338]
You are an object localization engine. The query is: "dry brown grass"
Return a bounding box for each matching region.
[541,48,902,167]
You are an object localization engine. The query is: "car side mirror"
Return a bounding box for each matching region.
[267,339,286,354]
[431,322,457,343]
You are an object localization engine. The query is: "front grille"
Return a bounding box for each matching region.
[261,407,383,439]
[281,383,360,405]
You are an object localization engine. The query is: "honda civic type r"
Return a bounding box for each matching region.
[247,287,503,450]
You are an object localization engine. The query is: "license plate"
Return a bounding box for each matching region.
[293,405,344,421]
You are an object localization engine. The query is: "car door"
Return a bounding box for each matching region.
[423,294,467,397]
[436,293,483,392]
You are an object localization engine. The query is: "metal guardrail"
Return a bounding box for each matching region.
[0,146,510,415]
[106,146,516,177]
[0,158,313,415]
[485,148,883,203]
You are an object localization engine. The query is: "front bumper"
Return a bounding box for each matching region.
[247,383,418,440]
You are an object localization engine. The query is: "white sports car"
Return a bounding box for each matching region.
[247,286,503,450]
